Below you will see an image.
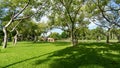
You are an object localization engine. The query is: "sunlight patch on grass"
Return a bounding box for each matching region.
[85,45,107,49]
[110,51,120,55]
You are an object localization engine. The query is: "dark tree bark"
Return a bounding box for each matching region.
[106,28,110,43]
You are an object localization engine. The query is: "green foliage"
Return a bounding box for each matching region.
[0,0,31,21]
[116,0,120,3]
[17,20,47,41]
[78,27,89,40]
[90,27,106,40]
[49,32,61,40]
[60,31,69,39]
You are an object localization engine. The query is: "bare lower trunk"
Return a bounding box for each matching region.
[13,30,18,46]
[71,30,78,46]
[72,38,78,46]
[13,35,17,46]
[2,27,8,48]
[71,31,75,46]
[106,28,110,43]
[34,36,37,43]
[106,35,109,43]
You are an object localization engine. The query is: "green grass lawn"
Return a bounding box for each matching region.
[0,41,120,68]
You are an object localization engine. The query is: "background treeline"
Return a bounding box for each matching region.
[1,25,120,45]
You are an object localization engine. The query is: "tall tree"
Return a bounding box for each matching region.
[48,0,87,46]
[85,0,120,43]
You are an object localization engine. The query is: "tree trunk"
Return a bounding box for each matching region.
[13,35,17,46]
[2,27,8,48]
[71,28,78,46]
[34,36,37,43]
[96,36,101,42]
[106,28,110,43]
[106,35,109,43]
[72,38,78,46]
[71,24,76,46]
[13,30,18,46]
[117,35,120,43]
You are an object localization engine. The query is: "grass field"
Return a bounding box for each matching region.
[0,41,120,68]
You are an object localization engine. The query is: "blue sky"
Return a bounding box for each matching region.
[88,22,97,29]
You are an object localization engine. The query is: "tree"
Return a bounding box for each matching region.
[111,28,120,42]
[0,0,31,48]
[0,0,49,48]
[90,27,105,41]
[49,32,61,40]
[85,0,120,43]
[48,0,87,46]
[60,31,70,39]
[76,21,90,40]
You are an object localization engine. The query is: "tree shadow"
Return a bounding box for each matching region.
[32,58,51,65]
[79,42,109,46]
[2,52,54,68]
[2,42,120,68]
[48,43,120,68]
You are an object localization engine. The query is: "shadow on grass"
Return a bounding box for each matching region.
[79,42,110,46]
[2,52,54,68]
[47,42,120,68]
[2,42,120,68]
[33,59,51,65]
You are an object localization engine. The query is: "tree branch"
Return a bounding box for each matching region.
[13,0,30,19]
[5,0,30,28]
[92,0,111,23]
[90,18,109,28]
[10,20,22,32]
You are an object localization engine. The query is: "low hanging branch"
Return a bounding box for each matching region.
[10,20,23,32]
[2,0,30,48]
